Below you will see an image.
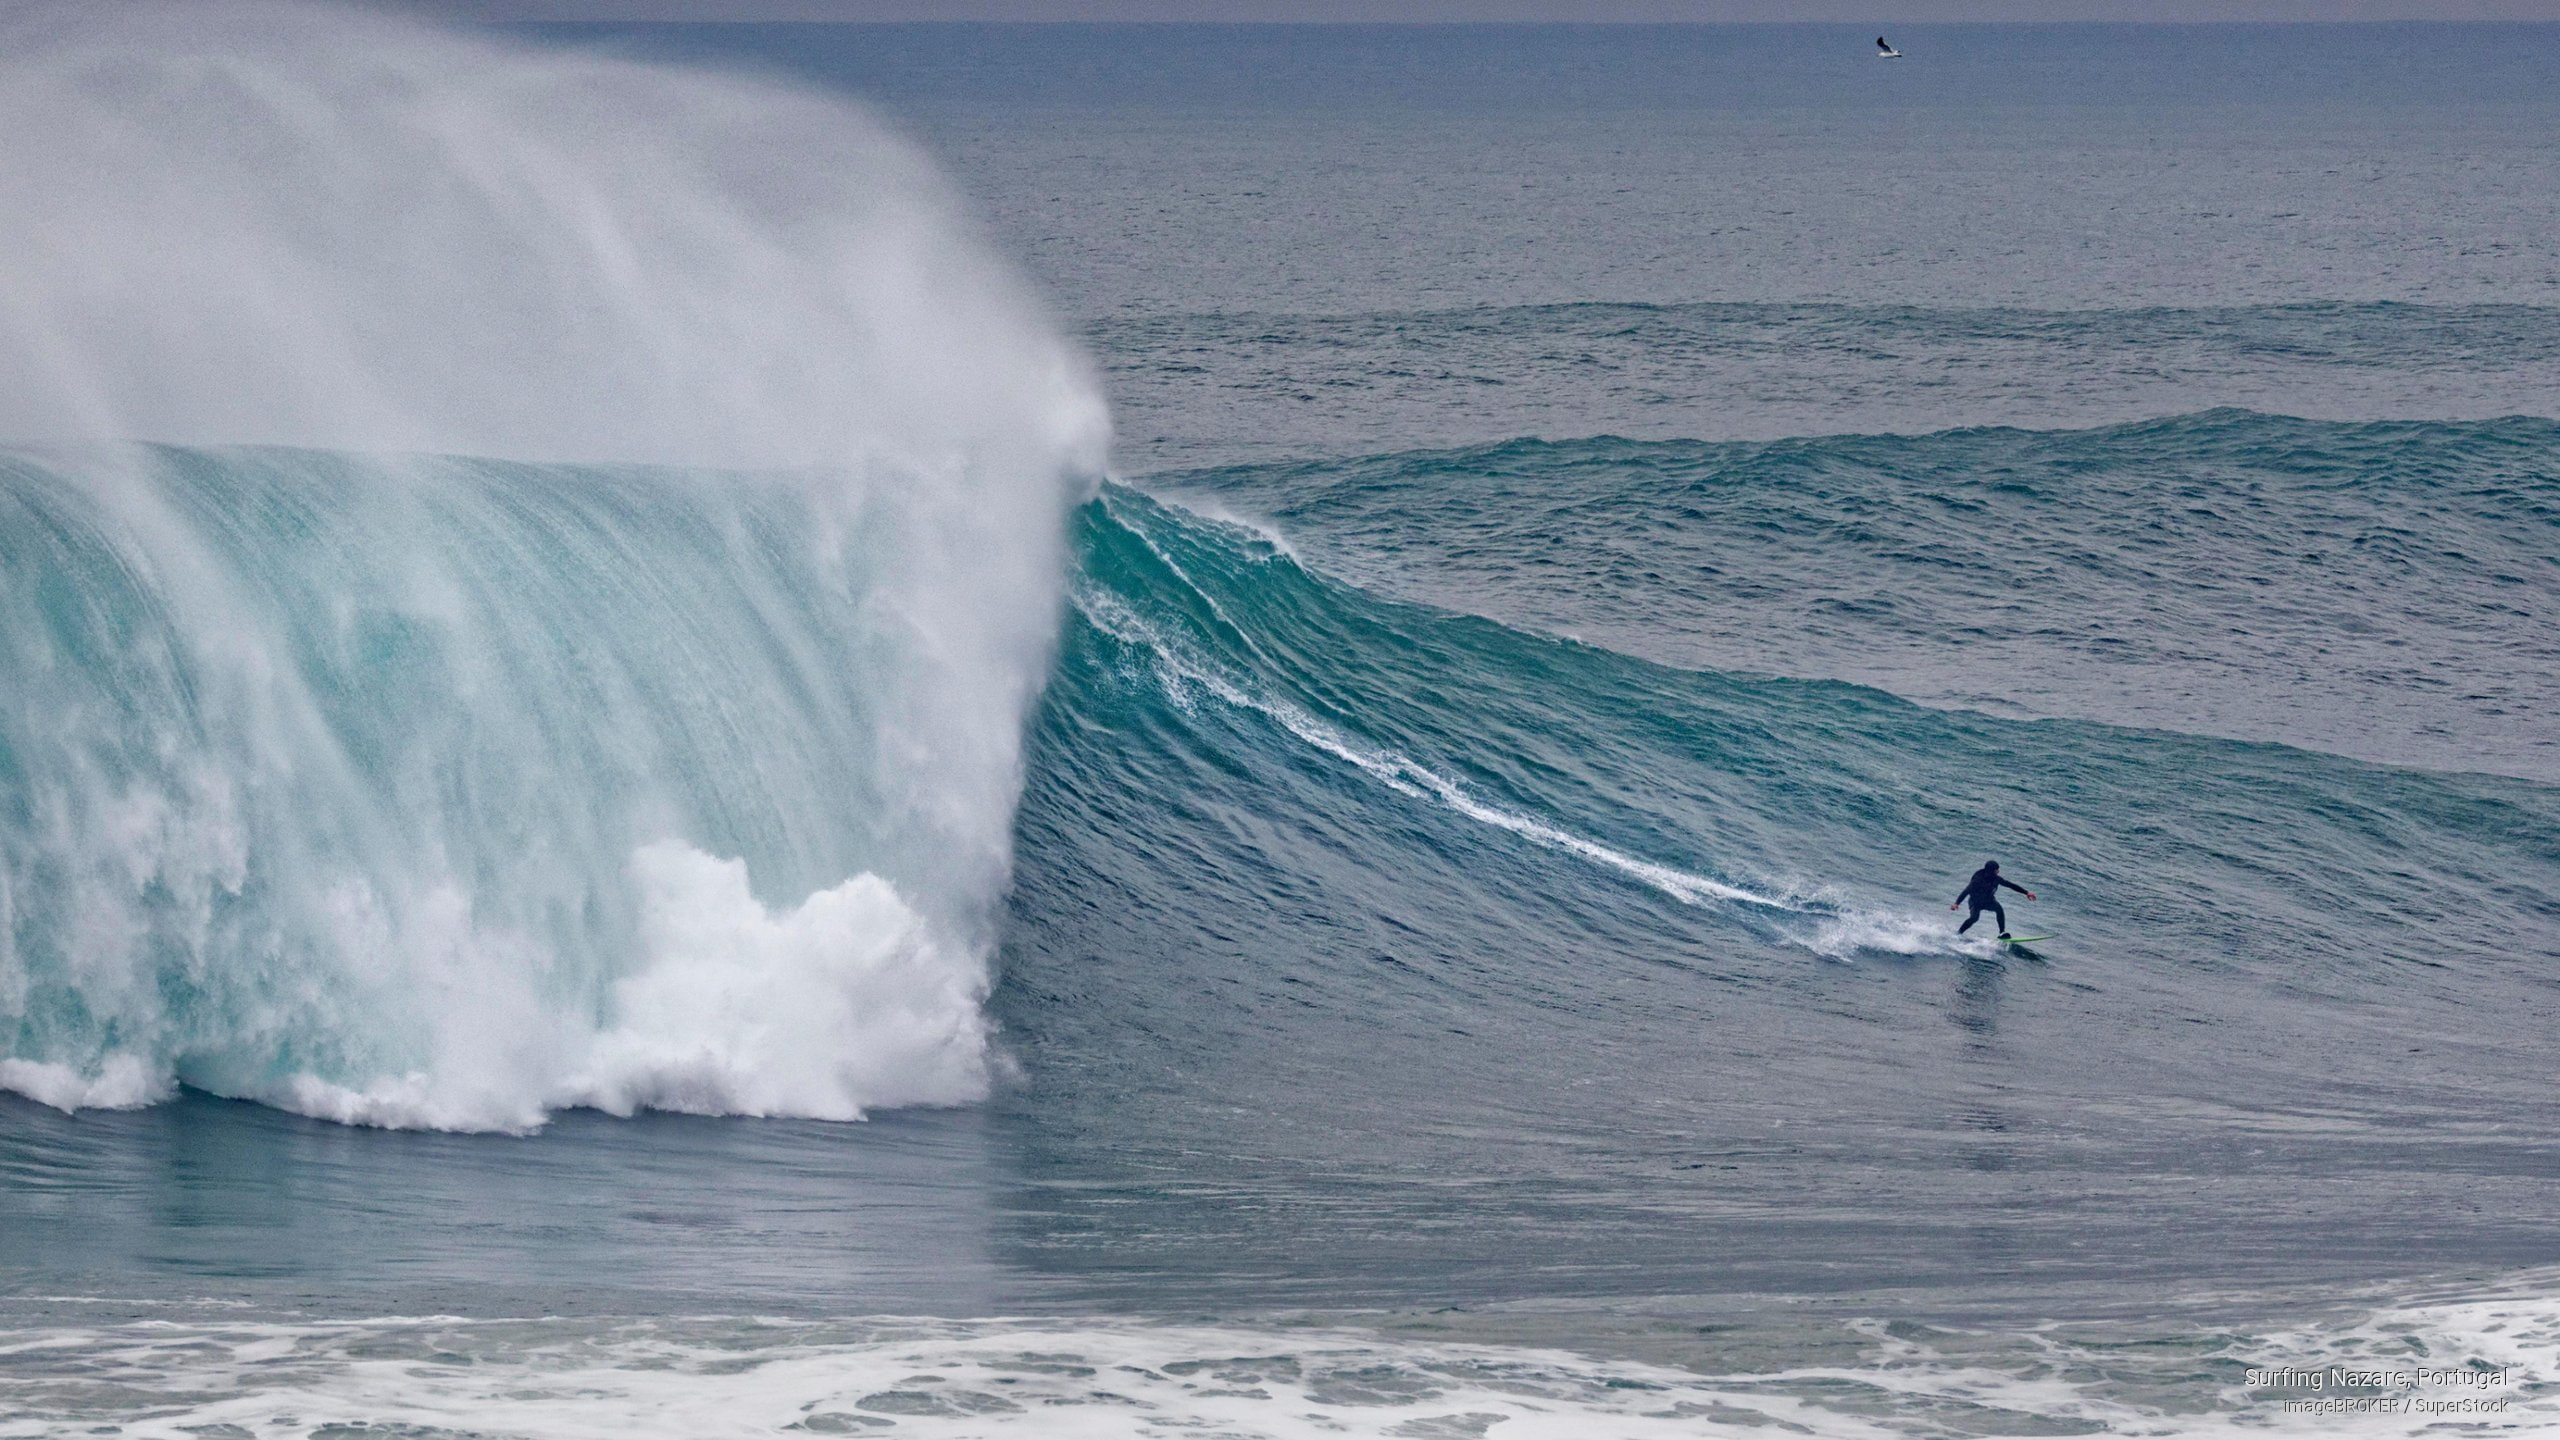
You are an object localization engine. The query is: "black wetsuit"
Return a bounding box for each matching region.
[1955,866,2029,935]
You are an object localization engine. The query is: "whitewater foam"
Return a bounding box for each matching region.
[0,1054,167,1113]
[11,1274,2558,1438]
[573,842,988,1122]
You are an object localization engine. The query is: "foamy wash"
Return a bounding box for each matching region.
[0,2,1105,1130]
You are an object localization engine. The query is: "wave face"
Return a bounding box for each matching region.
[1154,411,2560,781]
[1037,478,2557,995]
[0,5,1104,1129]
[979,482,2560,1301]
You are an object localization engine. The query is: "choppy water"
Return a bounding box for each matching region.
[6,14,2560,1440]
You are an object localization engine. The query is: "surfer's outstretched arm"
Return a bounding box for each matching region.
[1998,877,2036,898]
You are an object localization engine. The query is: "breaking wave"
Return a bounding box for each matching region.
[0,3,1104,1130]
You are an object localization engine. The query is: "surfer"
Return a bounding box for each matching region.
[1876,36,1902,57]
[1950,861,2035,938]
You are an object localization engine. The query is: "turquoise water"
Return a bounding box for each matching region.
[5,15,2560,1439]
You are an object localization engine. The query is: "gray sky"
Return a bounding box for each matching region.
[412,1,2560,21]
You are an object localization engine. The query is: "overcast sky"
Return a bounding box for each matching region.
[408,1,2560,21]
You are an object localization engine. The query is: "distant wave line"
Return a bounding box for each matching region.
[1085,296,2560,334]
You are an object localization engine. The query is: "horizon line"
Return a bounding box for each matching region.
[499,16,2560,23]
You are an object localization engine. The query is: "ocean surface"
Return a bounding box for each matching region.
[5,14,2559,1439]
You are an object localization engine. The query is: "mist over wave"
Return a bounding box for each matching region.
[0,3,1105,1130]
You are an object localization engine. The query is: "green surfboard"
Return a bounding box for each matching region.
[2002,934,2054,945]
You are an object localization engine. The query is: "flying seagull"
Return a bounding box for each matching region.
[1877,36,1903,58]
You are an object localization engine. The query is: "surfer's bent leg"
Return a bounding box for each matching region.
[1958,902,1984,934]
[1989,901,2006,935]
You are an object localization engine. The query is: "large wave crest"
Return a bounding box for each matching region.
[0,3,1107,1130]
